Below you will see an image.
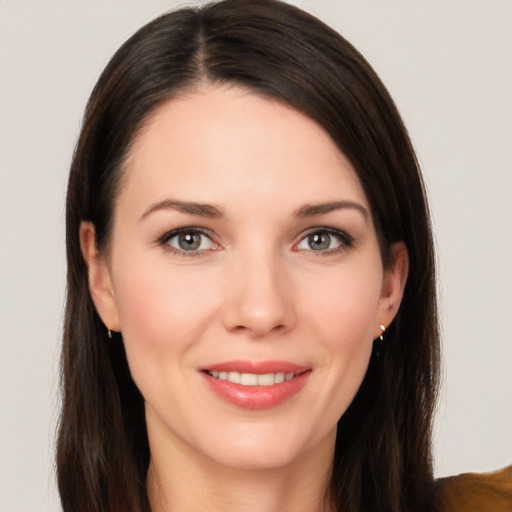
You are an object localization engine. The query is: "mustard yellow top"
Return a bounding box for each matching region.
[436,465,512,511]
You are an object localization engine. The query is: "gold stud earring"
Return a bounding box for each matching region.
[379,324,386,341]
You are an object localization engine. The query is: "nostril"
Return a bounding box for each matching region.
[220,275,297,336]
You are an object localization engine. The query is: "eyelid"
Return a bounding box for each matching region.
[157,226,221,255]
[156,225,354,256]
[294,226,354,252]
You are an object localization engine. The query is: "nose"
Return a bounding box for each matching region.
[221,251,297,338]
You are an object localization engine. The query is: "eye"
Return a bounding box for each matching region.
[161,228,217,253]
[296,229,352,252]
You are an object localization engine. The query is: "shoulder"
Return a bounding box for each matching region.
[436,465,512,512]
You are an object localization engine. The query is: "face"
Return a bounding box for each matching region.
[83,85,407,471]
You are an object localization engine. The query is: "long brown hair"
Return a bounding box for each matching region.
[58,1,440,511]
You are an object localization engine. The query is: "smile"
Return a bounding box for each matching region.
[205,370,297,386]
[200,361,312,409]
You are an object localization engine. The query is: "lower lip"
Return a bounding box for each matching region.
[202,371,311,410]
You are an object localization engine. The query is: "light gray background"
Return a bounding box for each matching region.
[1,1,511,510]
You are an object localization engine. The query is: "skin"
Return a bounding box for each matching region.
[81,85,408,512]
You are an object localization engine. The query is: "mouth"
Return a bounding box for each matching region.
[200,361,312,409]
[204,370,303,386]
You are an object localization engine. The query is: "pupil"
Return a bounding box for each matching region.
[309,232,330,250]
[179,232,200,250]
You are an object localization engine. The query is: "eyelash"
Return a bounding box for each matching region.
[157,227,219,258]
[156,226,354,257]
[296,227,354,255]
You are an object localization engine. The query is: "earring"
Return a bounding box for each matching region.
[379,324,386,341]
[107,329,112,339]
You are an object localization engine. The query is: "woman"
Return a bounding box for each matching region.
[58,1,439,510]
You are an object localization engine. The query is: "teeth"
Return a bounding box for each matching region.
[257,373,275,386]
[228,371,241,384]
[240,373,258,385]
[207,370,297,386]
[274,372,285,384]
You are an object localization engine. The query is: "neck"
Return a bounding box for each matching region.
[146,421,335,512]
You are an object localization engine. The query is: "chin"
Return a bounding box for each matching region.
[196,421,334,471]
[206,444,304,471]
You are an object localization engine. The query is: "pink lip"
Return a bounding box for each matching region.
[199,360,312,410]
[202,360,309,374]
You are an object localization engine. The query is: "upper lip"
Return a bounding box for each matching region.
[199,360,311,375]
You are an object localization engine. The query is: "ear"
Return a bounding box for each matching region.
[375,241,409,338]
[79,221,121,332]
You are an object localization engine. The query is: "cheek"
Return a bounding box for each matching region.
[305,262,383,347]
[110,256,220,382]
[300,261,382,418]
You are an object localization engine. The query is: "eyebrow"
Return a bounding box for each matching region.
[139,199,369,222]
[140,200,224,221]
[293,201,369,220]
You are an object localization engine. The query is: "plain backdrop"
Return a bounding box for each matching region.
[1,1,511,510]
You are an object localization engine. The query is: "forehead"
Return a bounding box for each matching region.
[120,85,368,215]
